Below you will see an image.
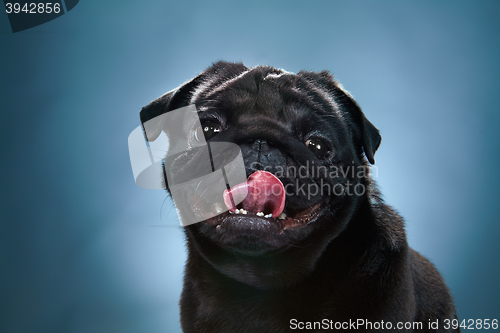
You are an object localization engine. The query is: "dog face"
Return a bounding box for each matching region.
[140,61,381,288]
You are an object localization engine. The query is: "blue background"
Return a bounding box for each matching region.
[1,1,499,332]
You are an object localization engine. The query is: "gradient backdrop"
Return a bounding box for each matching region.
[1,1,499,332]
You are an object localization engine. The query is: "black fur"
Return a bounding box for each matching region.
[140,61,458,332]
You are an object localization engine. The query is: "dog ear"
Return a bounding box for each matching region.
[332,81,381,164]
[298,71,381,164]
[358,115,381,165]
[140,74,208,142]
[140,61,249,141]
[358,112,381,164]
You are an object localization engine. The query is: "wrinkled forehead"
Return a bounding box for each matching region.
[191,70,345,127]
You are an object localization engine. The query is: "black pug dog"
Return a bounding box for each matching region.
[139,61,458,332]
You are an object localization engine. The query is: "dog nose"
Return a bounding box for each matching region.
[240,139,286,177]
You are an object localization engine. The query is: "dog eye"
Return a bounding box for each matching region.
[195,121,222,141]
[305,138,330,158]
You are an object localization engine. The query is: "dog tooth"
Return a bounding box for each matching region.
[264,214,272,218]
[235,209,240,214]
[279,212,287,219]
[256,212,264,217]
[242,209,247,214]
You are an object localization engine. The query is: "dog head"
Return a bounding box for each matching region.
[140,61,381,288]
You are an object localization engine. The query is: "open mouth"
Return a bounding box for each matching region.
[204,171,325,232]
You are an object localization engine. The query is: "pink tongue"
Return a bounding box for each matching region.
[223,171,286,218]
